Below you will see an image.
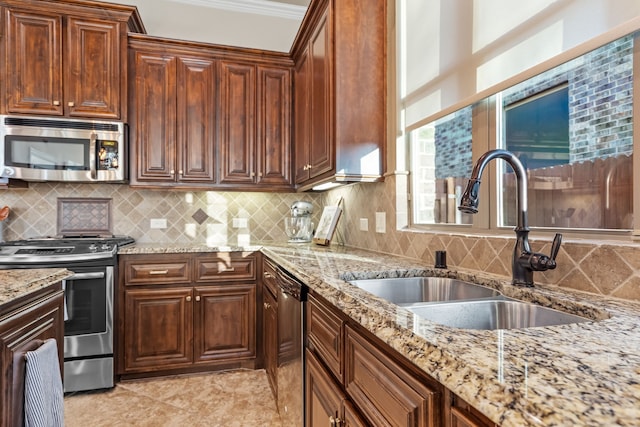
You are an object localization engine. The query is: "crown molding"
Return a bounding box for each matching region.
[165,0,307,20]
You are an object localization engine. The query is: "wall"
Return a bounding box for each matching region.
[323,177,640,302]
[0,183,321,246]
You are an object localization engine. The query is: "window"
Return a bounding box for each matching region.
[497,35,634,230]
[410,107,473,225]
[407,31,636,233]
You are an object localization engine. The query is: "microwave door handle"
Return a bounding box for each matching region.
[90,131,97,180]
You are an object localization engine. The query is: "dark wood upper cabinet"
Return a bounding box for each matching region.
[257,66,291,186]
[128,35,292,190]
[218,61,292,189]
[291,0,386,190]
[219,61,256,185]
[128,37,216,188]
[1,1,142,119]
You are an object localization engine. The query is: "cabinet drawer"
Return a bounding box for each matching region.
[345,325,440,427]
[194,253,256,282]
[307,294,343,383]
[123,256,192,285]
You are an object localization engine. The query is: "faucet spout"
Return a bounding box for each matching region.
[458,149,561,287]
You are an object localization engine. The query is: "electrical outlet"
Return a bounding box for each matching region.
[359,218,369,231]
[233,218,248,228]
[375,212,386,233]
[150,218,167,229]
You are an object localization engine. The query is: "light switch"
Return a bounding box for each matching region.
[359,218,369,231]
[150,218,167,229]
[233,218,248,228]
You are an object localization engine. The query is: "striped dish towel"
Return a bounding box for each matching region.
[24,338,64,427]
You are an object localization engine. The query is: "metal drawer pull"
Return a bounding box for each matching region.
[219,267,236,272]
[263,272,274,279]
[186,296,192,302]
[149,270,169,275]
[264,302,271,309]
[195,295,201,302]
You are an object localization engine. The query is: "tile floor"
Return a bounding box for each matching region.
[64,369,283,427]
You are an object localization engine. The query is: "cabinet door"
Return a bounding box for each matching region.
[308,7,334,179]
[66,17,120,118]
[131,51,177,182]
[219,61,256,184]
[345,325,440,427]
[177,56,216,182]
[307,294,344,383]
[294,48,311,184]
[6,9,63,115]
[305,349,346,427]
[193,284,256,363]
[0,289,64,427]
[123,288,193,372]
[263,286,278,398]
[256,66,291,186]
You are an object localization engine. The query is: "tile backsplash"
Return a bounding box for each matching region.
[0,183,321,245]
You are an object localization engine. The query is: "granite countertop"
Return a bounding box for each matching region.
[120,242,640,426]
[0,268,71,309]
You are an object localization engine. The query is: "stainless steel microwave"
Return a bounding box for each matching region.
[0,115,127,183]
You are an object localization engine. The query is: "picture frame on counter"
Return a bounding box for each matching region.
[313,205,342,246]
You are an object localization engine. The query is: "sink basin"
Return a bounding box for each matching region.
[349,277,500,305]
[408,299,590,330]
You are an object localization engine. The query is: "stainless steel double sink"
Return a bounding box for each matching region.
[349,277,590,330]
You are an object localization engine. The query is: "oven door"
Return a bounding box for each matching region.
[63,266,113,359]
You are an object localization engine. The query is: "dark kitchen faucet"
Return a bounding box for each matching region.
[458,149,562,287]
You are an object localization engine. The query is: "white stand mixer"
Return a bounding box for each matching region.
[284,201,314,243]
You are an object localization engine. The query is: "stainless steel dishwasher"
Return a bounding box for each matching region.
[276,266,307,426]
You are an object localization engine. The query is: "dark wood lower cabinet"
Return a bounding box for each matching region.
[306,349,347,426]
[123,287,193,372]
[445,390,498,427]
[0,284,64,427]
[119,253,258,378]
[194,284,256,363]
[306,291,497,427]
[345,325,439,427]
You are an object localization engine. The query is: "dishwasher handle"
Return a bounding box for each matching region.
[276,268,307,301]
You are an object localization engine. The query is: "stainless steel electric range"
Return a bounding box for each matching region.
[0,235,134,392]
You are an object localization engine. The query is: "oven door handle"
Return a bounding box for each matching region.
[66,271,105,280]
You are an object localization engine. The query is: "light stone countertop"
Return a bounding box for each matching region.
[120,242,640,426]
[0,268,71,309]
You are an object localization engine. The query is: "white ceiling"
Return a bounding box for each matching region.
[102,0,310,52]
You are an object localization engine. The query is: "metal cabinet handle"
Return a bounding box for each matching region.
[263,272,274,279]
[149,270,169,275]
[179,170,184,175]
[170,169,175,175]
[68,101,75,107]
[220,267,236,272]
[329,416,342,426]
[195,295,201,302]
[264,302,271,309]
[186,296,192,302]
[53,100,60,106]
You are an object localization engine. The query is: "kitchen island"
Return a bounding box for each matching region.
[120,242,640,426]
